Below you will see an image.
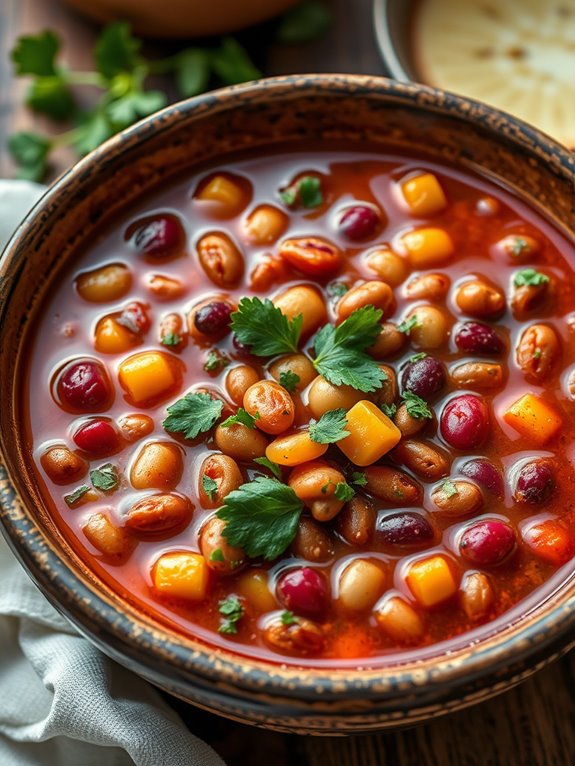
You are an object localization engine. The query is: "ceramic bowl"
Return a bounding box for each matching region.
[1,75,574,734]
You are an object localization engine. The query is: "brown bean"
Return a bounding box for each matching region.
[264,616,324,655]
[83,512,133,557]
[76,263,132,303]
[130,441,184,490]
[364,248,409,287]
[511,282,550,319]
[450,362,503,390]
[364,466,422,505]
[249,255,288,292]
[408,306,450,350]
[268,354,317,391]
[273,285,327,338]
[291,516,333,562]
[516,323,560,381]
[146,274,187,300]
[337,496,375,546]
[118,414,155,443]
[243,204,287,245]
[225,365,260,405]
[460,571,495,620]
[199,516,245,574]
[338,559,386,611]
[497,233,541,261]
[197,233,244,288]
[455,279,505,319]
[198,453,243,508]
[394,403,427,437]
[393,440,450,480]
[368,322,406,358]
[307,376,364,418]
[375,596,424,644]
[337,281,395,322]
[431,480,483,518]
[288,461,346,522]
[125,493,192,534]
[373,364,398,407]
[40,446,88,485]
[405,272,450,301]
[214,423,268,462]
[159,313,187,349]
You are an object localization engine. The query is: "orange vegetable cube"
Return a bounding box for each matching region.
[400,173,447,217]
[236,569,277,612]
[406,555,458,608]
[265,431,328,466]
[337,400,401,466]
[118,351,182,406]
[503,393,562,445]
[196,174,244,209]
[523,520,572,565]
[153,552,210,601]
[402,227,454,268]
[95,317,137,354]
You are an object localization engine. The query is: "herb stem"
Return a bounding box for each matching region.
[66,71,106,87]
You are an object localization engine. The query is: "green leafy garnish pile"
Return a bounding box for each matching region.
[513,269,549,287]
[221,408,259,429]
[230,298,302,356]
[218,595,244,635]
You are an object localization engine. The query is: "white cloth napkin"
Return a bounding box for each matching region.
[0,181,226,766]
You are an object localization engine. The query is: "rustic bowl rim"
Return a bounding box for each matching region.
[1,73,574,708]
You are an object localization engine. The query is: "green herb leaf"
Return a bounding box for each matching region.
[334,482,355,502]
[73,109,116,156]
[281,610,297,625]
[253,456,282,479]
[397,314,420,334]
[309,408,350,444]
[230,297,302,356]
[11,30,60,76]
[106,88,167,129]
[402,391,433,420]
[221,408,259,429]
[533,347,542,359]
[276,1,332,44]
[409,352,427,363]
[280,175,323,209]
[8,131,51,181]
[210,547,225,562]
[442,480,459,497]
[313,305,386,392]
[175,49,210,97]
[514,268,550,287]
[94,22,141,79]
[90,463,119,491]
[210,38,261,85]
[381,402,397,418]
[163,392,223,439]
[279,370,300,393]
[218,594,244,634]
[509,236,528,257]
[351,471,367,487]
[327,282,349,298]
[64,485,91,507]
[161,332,182,347]
[217,476,303,560]
[26,77,75,120]
[204,349,230,373]
[202,475,219,501]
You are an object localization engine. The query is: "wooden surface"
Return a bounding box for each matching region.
[1,1,574,764]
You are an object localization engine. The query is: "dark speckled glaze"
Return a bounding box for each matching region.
[0,76,574,734]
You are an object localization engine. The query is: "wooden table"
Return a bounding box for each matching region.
[1,1,574,763]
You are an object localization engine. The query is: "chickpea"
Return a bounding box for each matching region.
[199,516,246,574]
[291,516,333,562]
[368,322,406,359]
[307,376,363,419]
[406,306,449,350]
[460,571,495,620]
[393,440,450,480]
[364,248,409,287]
[243,204,288,245]
[197,232,244,288]
[450,362,503,390]
[40,445,88,485]
[264,615,324,655]
[431,480,483,518]
[455,279,505,319]
[146,274,187,300]
[336,281,395,322]
[83,513,133,558]
[364,466,422,505]
[338,559,386,611]
[130,441,184,490]
[214,422,268,462]
[394,403,427,437]
[225,365,260,405]
[125,493,192,534]
[374,596,424,644]
[273,285,327,338]
[373,364,398,407]
[288,461,346,522]
[405,272,450,301]
[268,354,317,392]
[516,324,560,381]
[198,453,243,508]
[337,496,375,546]
[243,380,295,435]
[76,263,132,303]
[159,313,186,350]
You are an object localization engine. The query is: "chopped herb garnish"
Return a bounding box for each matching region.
[309,408,350,444]
[402,391,433,420]
[217,476,303,560]
[161,331,181,347]
[280,610,297,625]
[163,392,223,439]
[513,268,549,287]
[279,370,300,393]
[509,236,528,257]
[533,347,542,359]
[90,463,119,491]
[321,482,330,494]
[442,480,459,497]
[334,482,355,502]
[409,352,427,363]
[230,297,302,356]
[253,456,282,479]
[202,475,218,501]
[397,315,420,334]
[351,471,367,487]
[64,485,90,507]
[280,175,323,209]
[327,282,349,298]
[221,408,260,429]
[218,595,244,635]
[381,402,398,418]
[210,548,225,562]
[203,349,230,373]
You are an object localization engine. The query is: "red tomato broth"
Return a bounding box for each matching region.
[23,146,575,666]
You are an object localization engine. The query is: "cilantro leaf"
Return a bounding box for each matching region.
[217,476,303,560]
[397,314,420,334]
[280,175,323,209]
[381,402,397,418]
[230,297,302,356]
[163,392,223,439]
[202,475,219,501]
[509,236,528,257]
[73,109,116,156]
[161,332,182,347]
[281,610,297,625]
[8,131,51,181]
[106,88,167,128]
[277,1,332,44]
[402,391,433,420]
[514,269,549,287]
[334,482,355,502]
[313,305,385,392]
[175,49,210,98]
[64,485,91,507]
[95,22,141,79]
[309,408,350,444]
[279,370,300,393]
[90,463,119,491]
[210,38,261,85]
[327,282,349,298]
[253,456,282,479]
[221,408,259,429]
[204,349,230,373]
[11,30,60,76]
[26,77,75,120]
[210,548,225,562]
[218,594,244,634]
[442,480,458,497]
[351,471,367,487]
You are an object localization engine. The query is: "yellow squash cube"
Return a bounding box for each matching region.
[153,552,209,601]
[503,393,562,445]
[196,174,244,208]
[400,172,447,216]
[95,317,136,354]
[406,555,457,608]
[266,430,328,466]
[402,227,454,268]
[337,400,401,466]
[118,351,181,406]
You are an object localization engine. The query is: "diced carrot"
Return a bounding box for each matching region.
[406,555,458,608]
[118,351,182,406]
[265,431,328,466]
[503,393,562,445]
[400,173,447,217]
[153,552,210,601]
[95,317,137,354]
[337,400,402,467]
[402,227,454,268]
[196,175,244,208]
[523,520,572,565]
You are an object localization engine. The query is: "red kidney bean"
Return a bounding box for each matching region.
[400,356,446,399]
[56,359,113,412]
[126,213,185,258]
[194,301,232,336]
[513,460,555,504]
[460,459,504,498]
[232,335,253,357]
[338,205,382,241]
[376,511,434,547]
[440,394,489,450]
[73,419,119,455]
[276,567,329,617]
[459,520,516,565]
[454,321,505,355]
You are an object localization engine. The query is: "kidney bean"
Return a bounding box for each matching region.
[279,237,342,277]
[336,281,394,322]
[199,516,245,574]
[460,571,495,621]
[455,279,505,319]
[450,362,503,390]
[369,322,406,358]
[214,422,268,462]
[338,204,382,241]
[40,445,88,485]
[124,493,192,534]
[364,466,422,505]
[400,356,446,399]
[511,281,550,319]
[373,364,398,407]
[405,272,450,301]
[459,520,516,565]
[130,441,184,490]
[288,462,346,522]
[516,324,560,381]
[83,512,133,558]
[454,321,505,355]
[192,300,233,338]
[76,263,132,303]
[118,414,154,443]
[146,274,187,300]
[198,453,243,508]
[337,496,376,546]
[460,458,504,498]
[55,359,113,412]
[513,460,555,504]
[394,403,428,437]
[431,480,483,518]
[376,511,434,547]
[264,615,324,655]
[225,365,260,406]
[197,233,244,288]
[276,567,329,617]
[249,255,289,292]
[440,394,490,450]
[291,516,333,562]
[126,213,185,258]
[393,440,450,480]
[73,419,120,455]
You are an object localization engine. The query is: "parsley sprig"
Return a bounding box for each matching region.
[513,269,549,287]
[163,392,223,439]
[309,408,350,444]
[402,391,433,420]
[221,408,259,429]
[218,595,244,635]
[230,297,302,356]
